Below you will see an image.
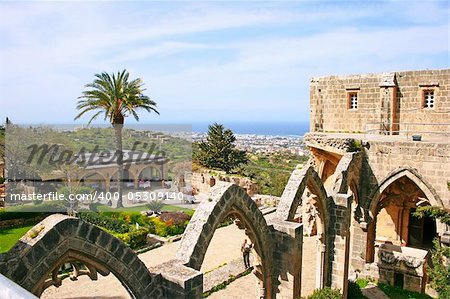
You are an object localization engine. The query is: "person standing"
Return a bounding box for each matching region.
[241,239,252,268]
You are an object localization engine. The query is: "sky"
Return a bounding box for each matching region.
[0,1,448,126]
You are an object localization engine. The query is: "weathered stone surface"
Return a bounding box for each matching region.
[0,215,162,299]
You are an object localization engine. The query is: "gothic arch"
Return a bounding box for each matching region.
[109,168,137,182]
[276,165,329,222]
[79,170,108,182]
[365,167,444,263]
[0,214,161,298]
[79,171,108,189]
[274,165,331,291]
[330,152,362,197]
[369,167,443,216]
[175,182,273,298]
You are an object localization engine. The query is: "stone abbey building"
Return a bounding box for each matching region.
[0,69,449,298]
[302,68,450,295]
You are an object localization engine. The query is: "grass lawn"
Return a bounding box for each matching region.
[378,283,433,299]
[0,224,35,253]
[0,203,194,254]
[94,203,195,215]
[3,202,194,215]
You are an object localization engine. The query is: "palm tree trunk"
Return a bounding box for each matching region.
[114,124,124,208]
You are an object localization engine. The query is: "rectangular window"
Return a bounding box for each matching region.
[348,92,358,110]
[423,90,435,109]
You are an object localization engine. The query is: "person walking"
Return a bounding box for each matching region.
[241,239,252,268]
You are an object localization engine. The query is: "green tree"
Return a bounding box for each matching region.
[75,70,159,207]
[194,123,247,173]
[415,206,450,298]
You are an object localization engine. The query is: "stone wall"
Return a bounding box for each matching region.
[190,171,257,196]
[0,214,163,298]
[304,132,450,294]
[310,69,450,136]
[364,140,450,209]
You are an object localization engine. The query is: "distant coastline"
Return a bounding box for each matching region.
[20,121,310,137]
[192,121,309,137]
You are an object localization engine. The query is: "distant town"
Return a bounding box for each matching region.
[192,132,307,155]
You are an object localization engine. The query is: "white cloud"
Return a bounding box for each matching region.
[0,1,448,123]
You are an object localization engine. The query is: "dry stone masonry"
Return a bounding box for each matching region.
[1,68,448,298]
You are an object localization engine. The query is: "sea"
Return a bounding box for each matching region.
[21,121,310,137]
[191,121,310,137]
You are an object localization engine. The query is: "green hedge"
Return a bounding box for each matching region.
[0,210,50,221]
[114,227,149,249]
[348,281,368,299]
[304,288,341,299]
[78,212,129,234]
[149,217,189,237]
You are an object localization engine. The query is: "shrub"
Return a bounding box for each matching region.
[355,279,369,289]
[348,139,363,152]
[114,227,149,249]
[304,288,341,299]
[0,177,4,184]
[150,217,169,237]
[348,280,367,299]
[57,185,94,198]
[78,212,129,234]
[159,212,190,225]
[427,239,450,298]
[148,200,164,213]
[377,283,432,299]
[149,216,189,237]
[0,210,46,221]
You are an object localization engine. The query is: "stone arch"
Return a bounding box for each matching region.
[365,167,443,263]
[175,182,273,298]
[109,168,136,182]
[0,214,161,298]
[369,167,443,216]
[138,165,161,180]
[329,152,362,197]
[79,170,108,190]
[276,165,329,221]
[275,165,330,292]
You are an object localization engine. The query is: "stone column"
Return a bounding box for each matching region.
[329,193,352,298]
[270,220,303,299]
[315,238,326,289]
[153,260,203,299]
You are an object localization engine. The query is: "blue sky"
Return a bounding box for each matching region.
[0,1,448,125]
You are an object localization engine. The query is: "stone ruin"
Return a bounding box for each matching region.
[1,69,449,298]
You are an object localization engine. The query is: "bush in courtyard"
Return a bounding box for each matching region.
[348,280,367,299]
[57,185,94,198]
[149,215,189,237]
[150,217,170,236]
[159,212,190,225]
[148,200,164,213]
[414,206,450,298]
[78,212,129,234]
[114,227,149,249]
[304,287,341,299]
[117,211,152,227]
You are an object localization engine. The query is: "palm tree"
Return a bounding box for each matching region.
[75,70,159,208]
